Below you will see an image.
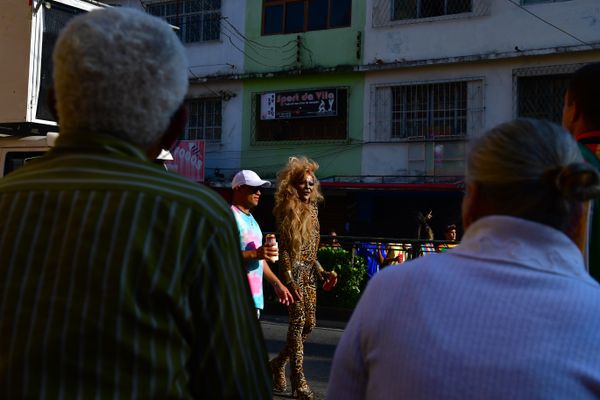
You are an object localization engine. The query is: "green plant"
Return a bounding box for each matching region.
[317,247,367,309]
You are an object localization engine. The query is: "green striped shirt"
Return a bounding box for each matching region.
[0,133,271,399]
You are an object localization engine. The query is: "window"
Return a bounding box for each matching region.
[514,64,583,123]
[516,74,569,123]
[147,0,221,43]
[522,0,569,4]
[254,88,348,141]
[263,0,351,35]
[393,0,471,20]
[392,82,467,139]
[371,80,483,141]
[184,98,222,141]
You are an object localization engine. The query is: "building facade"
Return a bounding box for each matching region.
[109,0,600,236]
[363,0,600,180]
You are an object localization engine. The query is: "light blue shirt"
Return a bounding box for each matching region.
[329,215,600,400]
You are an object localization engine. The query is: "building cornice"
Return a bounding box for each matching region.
[189,42,600,83]
[359,42,600,72]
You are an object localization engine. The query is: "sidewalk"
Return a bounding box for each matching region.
[261,314,345,399]
[261,312,347,330]
[262,302,351,330]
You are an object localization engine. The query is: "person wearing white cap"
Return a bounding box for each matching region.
[231,170,294,318]
[153,149,173,170]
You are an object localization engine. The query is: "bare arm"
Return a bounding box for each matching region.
[240,243,278,264]
[263,261,294,305]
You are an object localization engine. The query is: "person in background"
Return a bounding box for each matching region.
[414,209,435,258]
[153,149,173,171]
[354,242,383,278]
[416,209,434,240]
[328,119,600,399]
[269,156,337,400]
[0,8,271,399]
[377,242,404,268]
[230,169,294,318]
[437,224,458,252]
[562,62,600,280]
[319,229,342,249]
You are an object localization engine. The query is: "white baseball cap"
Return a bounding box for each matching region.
[156,149,174,161]
[232,170,271,189]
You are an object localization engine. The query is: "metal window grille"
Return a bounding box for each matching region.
[373,0,489,27]
[516,75,570,123]
[147,0,221,43]
[391,82,468,139]
[392,0,472,20]
[522,0,568,4]
[184,98,222,141]
[513,64,583,124]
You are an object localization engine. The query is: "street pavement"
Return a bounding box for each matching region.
[261,314,345,400]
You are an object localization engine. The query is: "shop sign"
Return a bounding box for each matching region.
[260,88,338,120]
[165,140,205,182]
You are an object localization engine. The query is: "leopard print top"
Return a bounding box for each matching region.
[279,202,320,287]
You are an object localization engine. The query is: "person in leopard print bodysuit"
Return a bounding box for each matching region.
[269,156,337,400]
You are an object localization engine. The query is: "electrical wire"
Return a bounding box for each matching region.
[221,25,297,59]
[299,41,314,67]
[221,17,297,50]
[221,31,298,69]
[504,0,591,47]
[221,25,296,61]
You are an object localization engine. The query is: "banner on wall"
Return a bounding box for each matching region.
[165,140,205,182]
[260,88,338,120]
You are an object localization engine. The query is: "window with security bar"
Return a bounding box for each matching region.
[516,74,570,124]
[183,98,222,141]
[147,0,221,43]
[371,80,483,141]
[393,0,471,20]
[391,82,467,139]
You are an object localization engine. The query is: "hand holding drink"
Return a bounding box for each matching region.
[265,234,279,263]
[323,270,338,291]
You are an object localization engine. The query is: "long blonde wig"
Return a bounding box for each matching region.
[273,156,324,260]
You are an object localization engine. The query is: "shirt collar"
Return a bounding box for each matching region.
[52,132,150,162]
[575,130,600,142]
[453,215,593,281]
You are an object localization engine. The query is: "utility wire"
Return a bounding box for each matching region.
[221,25,296,61]
[220,24,296,56]
[221,17,297,50]
[221,31,297,68]
[504,0,590,46]
[199,82,224,98]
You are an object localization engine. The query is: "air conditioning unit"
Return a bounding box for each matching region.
[0,0,105,134]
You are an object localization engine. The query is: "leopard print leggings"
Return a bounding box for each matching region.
[272,283,317,388]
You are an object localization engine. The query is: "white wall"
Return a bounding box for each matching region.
[110,0,246,180]
[111,0,246,77]
[365,0,600,65]
[361,52,600,176]
[187,81,243,178]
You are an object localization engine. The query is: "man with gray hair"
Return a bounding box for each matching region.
[0,7,270,399]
